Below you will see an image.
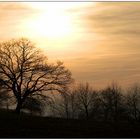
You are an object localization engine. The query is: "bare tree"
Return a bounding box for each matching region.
[126,84,140,121]
[48,88,71,119]
[48,87,79,119]
[60,90,70,119]
[76,82,97,119]
[0,88,10,109]
[58,88,79,119]
[0,38,73,114]
[100,82,124,121]
[68,89,79,119]
[0,83,16,110]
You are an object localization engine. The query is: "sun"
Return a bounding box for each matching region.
[23,3,76,39]
[31,12,72,38]
[20,2,95,53]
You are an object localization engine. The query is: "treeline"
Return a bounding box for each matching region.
[0,38,140,123]
[47,82,140,122]
[1,82,140,122]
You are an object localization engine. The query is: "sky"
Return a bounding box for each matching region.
[0,2,140,88]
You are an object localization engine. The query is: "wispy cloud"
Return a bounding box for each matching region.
[0,2,140,88]
[0,3,39,40]
[82,2,140,37]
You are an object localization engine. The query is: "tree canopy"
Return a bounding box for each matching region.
[0,38,73,113]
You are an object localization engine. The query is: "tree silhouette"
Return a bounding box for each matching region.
[0,38,73,114]
[48,88,71,119]
[60,90,70,119]
[57,88,79,119]
[100,83,124,121]
[68,89,79,119]
[126,84,140,121]
[0,88,10,109]
[22,93,53,115]
[76,82,97,119]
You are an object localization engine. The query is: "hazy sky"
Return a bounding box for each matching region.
[0,2,140,88]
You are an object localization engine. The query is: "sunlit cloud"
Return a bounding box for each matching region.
[0,2,140,88]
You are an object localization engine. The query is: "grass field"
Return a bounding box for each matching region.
[0,109,140,138]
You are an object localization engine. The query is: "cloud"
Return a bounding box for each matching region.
[0,3,39,40]
[81,2,140,37]
[1,2,140,88]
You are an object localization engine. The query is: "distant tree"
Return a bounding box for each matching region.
[100,83,124,121]
[60,90,70,119]
[0,88,10,109]
[50,89,70,119]
[68,89,79,119]
[22,93,53,115]
[89,91,102,120]
[126,84,140,121]
[22,96,43,115]
[49,87,79,119]
[76,82,97,119]
[0,83,16,110]
[0,38,73,114]
[58,87,79,119]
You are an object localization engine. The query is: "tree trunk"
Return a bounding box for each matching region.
[65,104,69,119]
[16,100,22,114]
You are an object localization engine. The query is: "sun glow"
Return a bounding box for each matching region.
[23,2,81,39]
[29,13,72,39]
[19,2,96,56]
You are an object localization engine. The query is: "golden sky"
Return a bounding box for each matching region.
[0,2,140,88]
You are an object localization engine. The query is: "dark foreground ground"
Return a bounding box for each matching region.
[0,109,140,138]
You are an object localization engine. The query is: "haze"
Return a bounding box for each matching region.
[0,2,140,88]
